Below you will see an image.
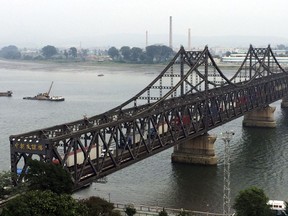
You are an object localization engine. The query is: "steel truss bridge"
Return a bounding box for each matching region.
[10,45,288,190]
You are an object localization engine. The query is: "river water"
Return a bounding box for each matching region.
[0,60,288,213]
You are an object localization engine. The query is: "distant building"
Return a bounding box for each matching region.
[221,50,288,64]
[210,47,235,57]
[20,48,40,58]
[221,53,246,63]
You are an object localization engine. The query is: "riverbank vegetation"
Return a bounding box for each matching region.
[233,187,273,216]
[0,44,175,65]
[0,160,121,216]
[0,44,243,74]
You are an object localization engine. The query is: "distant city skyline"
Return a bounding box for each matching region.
[1,0,288,49]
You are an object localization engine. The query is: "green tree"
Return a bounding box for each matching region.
[225,51,231,57]
[124,204,136,216]
[159,45,174,62]
[108,47,119,60]
[130,47,143,62]
[0,45,21,59]
[233,186,272,216]
[146,45,160,63]
[41,45,57,58]
[159,208,168,216]
[81,49,89,56]
[25,159,73,194]
[0,171,13,199]
[80,196,120,216]
[139,52,147,62]
[0,170,26,200]
[79,48,89,61]
[69,47,77,58]
[120,46,131,61]
[64,50,68,59]
[1,190,88,216]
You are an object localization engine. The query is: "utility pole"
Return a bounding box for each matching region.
[221,131,234,215]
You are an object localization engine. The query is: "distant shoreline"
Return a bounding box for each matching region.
[0,58,242,72]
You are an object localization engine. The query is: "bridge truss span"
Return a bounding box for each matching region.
[9,45,288,190]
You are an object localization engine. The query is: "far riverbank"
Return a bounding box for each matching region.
[0,58,242,73]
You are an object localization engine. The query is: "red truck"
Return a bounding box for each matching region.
[171,115,191,130]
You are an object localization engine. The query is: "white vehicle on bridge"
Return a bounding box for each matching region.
[53,144,114,167]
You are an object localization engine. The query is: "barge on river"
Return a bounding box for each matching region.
[0,91,12,97]
[23,82,64,102]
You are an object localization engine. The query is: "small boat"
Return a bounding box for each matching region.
[0,90,13,97]
[23,82,64,102]
[98,74,104,77]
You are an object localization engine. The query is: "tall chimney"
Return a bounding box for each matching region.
[188,28,191,50]
[169,16,172,49]
[146,30,148,48]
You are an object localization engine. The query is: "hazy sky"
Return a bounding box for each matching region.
[1,0,288,48]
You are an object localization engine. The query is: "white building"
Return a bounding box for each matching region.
[221,51,288,64]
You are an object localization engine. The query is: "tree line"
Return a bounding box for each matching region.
[0,44,175,64]
[0,45,89,61]
[0,160,124,216]
[107,45,175,63]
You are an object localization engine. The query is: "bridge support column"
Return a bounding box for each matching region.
[242,106,276,128]
[171,133,217,165]
[281,96,288,108]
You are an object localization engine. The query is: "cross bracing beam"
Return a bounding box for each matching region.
[10,45,288,190]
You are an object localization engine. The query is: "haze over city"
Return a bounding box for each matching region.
[1,0,288,49]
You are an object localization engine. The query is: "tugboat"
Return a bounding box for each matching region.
[23,81,64,102]
[0,90,13,97]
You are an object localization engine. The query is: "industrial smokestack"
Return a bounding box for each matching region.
[146,30,148,48]
[169,16,172,49]
[188,28,191,50]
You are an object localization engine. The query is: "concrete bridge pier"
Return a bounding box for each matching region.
[281,96,288,108]
[171,133,217,165]
[242,106,276,128]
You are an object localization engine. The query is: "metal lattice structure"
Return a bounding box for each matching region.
[221,131,235,215]
[10,45,288,190]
